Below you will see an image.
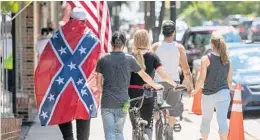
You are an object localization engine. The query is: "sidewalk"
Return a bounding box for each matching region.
[23,97,257,140]
[23,98,210,140]
[24,112,205,140]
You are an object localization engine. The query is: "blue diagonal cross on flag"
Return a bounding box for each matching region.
[38,29,99,125]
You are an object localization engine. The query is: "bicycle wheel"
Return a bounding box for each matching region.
[155,119,164,140]
[164,125,174,140]
[133,129,142,140]
[143,134,150,140]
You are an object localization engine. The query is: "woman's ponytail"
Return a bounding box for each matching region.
[132,29,150,70]
[211,33,229,65]
[134,50,146,70]
[218,40,229,65]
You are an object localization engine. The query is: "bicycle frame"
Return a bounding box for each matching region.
[154,86,187,140]
[129,94,150,140]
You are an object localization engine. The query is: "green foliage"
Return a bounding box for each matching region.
[179,1,219,26]
[179,1,260,26]
[0,1,31,14]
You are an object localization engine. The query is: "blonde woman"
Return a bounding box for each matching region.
[128,29,180,139]
[192,33,232,140]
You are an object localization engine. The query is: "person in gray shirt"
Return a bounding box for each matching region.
[96,31,163,140]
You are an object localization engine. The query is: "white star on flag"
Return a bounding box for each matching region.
[90,104,93,110]
[56,76,64,85]
[58,47,66,55]
[40,111,48,119]
[68,62,76,70]
[81,89,88,96]
[53,33,58,39]
[78,46,86,55]
[77,78,83,85]
[48,94,55,102]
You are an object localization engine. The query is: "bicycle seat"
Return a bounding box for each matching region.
[138,120,148,126]
[159,102,172,109]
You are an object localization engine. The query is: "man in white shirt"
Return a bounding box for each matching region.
[152,20,193,133]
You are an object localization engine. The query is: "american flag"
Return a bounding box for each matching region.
[64,1,112,53]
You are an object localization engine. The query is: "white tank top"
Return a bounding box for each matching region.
[155,41,180,82]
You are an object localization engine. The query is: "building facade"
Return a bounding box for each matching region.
[1,2,62,140]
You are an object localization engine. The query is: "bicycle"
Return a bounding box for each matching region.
[129,91,151,140]
[154,86,188,140]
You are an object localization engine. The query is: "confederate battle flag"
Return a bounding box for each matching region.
[34,19,102,126]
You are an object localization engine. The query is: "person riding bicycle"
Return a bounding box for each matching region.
[152,20,193,129]
[128,29,180,139]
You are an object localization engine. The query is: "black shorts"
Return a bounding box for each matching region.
[128,89,155,129]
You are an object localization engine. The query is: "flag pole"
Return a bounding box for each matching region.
[11,1,33,21]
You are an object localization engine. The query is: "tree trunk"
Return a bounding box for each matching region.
[152,1,165,43]
[144,1,148,30]
[158,1,165,33]
[150,1,155,29]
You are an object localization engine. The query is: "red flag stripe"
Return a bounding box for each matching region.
[85,1,98,14]
[65,1,111,53]
[91,1,97,8]
[86,21,98,36]
[79,1,98,24]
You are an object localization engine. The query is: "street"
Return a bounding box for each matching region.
[24,97,260,140]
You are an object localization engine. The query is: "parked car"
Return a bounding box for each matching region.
[237,18,253,40]
[224,14,247,28]
[192,43,260,111]
[247,19,260,42]
[181,26,241,70]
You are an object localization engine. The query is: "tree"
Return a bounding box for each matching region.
[178,1,260,26]
[1,1,31,14]
[152,1,165,43]
[179,2,219,26]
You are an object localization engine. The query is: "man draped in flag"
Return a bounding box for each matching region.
[34,7,103,140]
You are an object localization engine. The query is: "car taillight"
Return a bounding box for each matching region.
[252,27,259,32]
[240,27,245,32]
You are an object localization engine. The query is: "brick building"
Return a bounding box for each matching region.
[1,2,63,140]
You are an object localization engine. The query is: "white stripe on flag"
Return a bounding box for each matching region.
[85,1,98,15]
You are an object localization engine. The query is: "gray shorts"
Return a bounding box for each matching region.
[159,82,183,117]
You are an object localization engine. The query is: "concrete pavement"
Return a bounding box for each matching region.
[24,112,204,140]
[23,97,260,140]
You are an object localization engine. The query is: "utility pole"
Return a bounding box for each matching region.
[170,1,176,22]
[144,1,148,30]
[11,13,16,116]
[170,1,176,41]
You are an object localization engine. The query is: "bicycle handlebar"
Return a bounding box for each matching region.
[129,96,144,103]
[129,95,145,113]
